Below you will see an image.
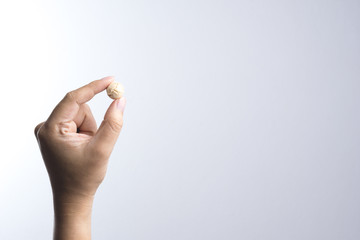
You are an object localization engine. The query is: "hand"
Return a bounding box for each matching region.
[34,76,126,240]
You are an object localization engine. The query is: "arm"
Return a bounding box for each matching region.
[34,76,126,240]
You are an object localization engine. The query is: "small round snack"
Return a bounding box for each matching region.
[106,82,125,99]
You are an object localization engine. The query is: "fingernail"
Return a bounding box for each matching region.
[116,97,126,113]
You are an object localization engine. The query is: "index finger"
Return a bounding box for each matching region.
[47,76,114,124]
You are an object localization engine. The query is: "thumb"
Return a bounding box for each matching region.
[90,97,126,159]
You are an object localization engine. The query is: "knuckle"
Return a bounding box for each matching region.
[34,122,44,138]
[65,91,77,102]
[36,125,47,140]
[88,81,96,89]
[35,122,54,141]
[104,118,123,133]
[34,125,40,137]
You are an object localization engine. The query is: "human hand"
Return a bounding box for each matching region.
[34,76,126,239]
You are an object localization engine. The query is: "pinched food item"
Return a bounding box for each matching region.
[106,82,124,99]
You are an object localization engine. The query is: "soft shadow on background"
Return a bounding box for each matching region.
[0,0,359,239]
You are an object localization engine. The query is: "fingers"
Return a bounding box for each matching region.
[47,76,114,125]
[87,97,126,159]
[73,104,97,135]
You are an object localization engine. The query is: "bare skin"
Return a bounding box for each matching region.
[34,76,126,240]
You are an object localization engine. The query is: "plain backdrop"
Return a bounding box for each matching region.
[0,0,359,239]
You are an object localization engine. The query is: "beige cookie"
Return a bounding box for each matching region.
[106,82,124,99]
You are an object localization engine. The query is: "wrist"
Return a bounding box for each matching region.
[52,191,94,240]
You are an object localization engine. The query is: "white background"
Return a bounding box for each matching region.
[0,0,359,239]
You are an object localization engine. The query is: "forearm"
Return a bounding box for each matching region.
[53,192,94,240]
